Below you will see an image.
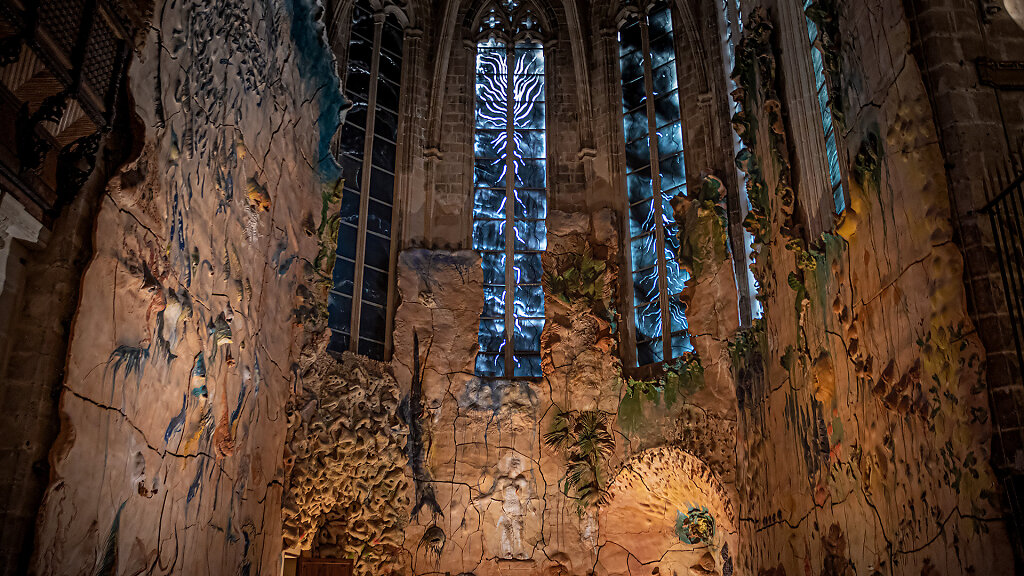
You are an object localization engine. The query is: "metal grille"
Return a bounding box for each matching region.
[37,0,86,54]
[81,17,118,101]
[981,171,1024,380]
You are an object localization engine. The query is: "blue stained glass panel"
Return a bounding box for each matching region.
[475,159,507,188]
[654,91,680,128]
[514,130,546,158]
[629,198,656,237]
[624,109,648,141]
[476,76,508,102]
[514,159,546,187]
[651,62,677,95]
[648,8,673,39]
[476,102,508,129]
[637,338,664,365]
[479,318,507,352]
[620,52,645,85]
[659,153,687,190]
[665,259,689,294]
[476,130,506,157]
[369,168,394,203]
[619,21,642,56]
[482,252,506,284]
[514,252,544,284]
[340,190,360,225]
[366,199,392,237]
[657,122,684,158]
[514,219,546,251]
[627,169,654,203]
[473,219,506,250]
[633,267,660,306]
[626,137,651,172]
[514,189,546,219]
[649,33,676,69]
[671,333,693,356]
[513,355,542,378]
[359,302,386,339]
[362,266,388,305]
[513,318,544,351]
[514,285,545,317]
[328,292,353,333]
[332,258,355,295]
[363,232,390,270]
[476,353,505,377]
[337,223,358,259]
[474,188,507,219]
[358,338,385,360]
[375,77,400,112]
[663,222,681,255]
[631,234,658,269]
[477,46,507,73]
[328,332,351,355]
[621,77,646,112]
[514,46,544,74]
[668,298,688,333]
[635,302,662,341]
[513,78,545,103]
[514,101,545,129]
[483,286,506,317]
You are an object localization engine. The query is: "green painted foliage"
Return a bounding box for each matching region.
[543,409,616,513]
[617,354,705,435]
[728,318,767,377]
[543,245,607,310]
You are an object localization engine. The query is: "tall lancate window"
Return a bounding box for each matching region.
[803,0,843,214]
[619,3,693,367]
[473,1,548,378]
[720,0,762,322]
[329,0,405,360]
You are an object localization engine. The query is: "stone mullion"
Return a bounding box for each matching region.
[385,25,417,360]
[503,41,516,377]
[604,24,639,369]
[639,14,672,363]
[350,12,386,353]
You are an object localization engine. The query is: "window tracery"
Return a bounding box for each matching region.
[617,2,693,367]
[471,0,550,378]
[328,0,407,360]
[803,0,844,214]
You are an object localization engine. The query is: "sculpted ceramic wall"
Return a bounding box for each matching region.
[730,2,1014,574]
[31,0,345,572]
[387,206,740,576]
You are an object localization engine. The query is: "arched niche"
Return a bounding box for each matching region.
[597,446,737,576]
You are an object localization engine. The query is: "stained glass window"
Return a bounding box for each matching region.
[804,0,844,214]
[473,10,547,378]
[721,0,762,321]
[328,0,404,360]
[619,4,693,367]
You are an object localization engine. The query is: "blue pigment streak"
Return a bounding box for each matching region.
[285,0,347,182]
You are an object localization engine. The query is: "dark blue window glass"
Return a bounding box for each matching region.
[619,4,694,366]
[804,0,844,214]
[473,38,546,378]
[329,1,404,360]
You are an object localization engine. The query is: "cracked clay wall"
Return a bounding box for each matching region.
[729,1,1015,575]
[28,0,347,572]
